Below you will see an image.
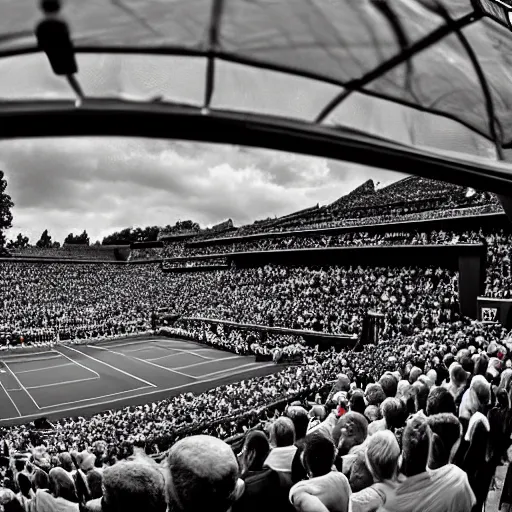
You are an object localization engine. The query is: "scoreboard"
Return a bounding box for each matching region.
[477,297,512,329]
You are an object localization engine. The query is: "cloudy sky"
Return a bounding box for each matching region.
[0,137,404,244]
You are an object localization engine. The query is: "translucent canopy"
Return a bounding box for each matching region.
[2,0,512,167]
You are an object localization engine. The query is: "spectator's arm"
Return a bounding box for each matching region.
[290,490,329,512]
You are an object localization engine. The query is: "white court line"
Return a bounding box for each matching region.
[5,354,62,364]
[122,345,168,354]
[91,345,195,379]
[147,351,189,362]
[199,362,261,379]
[94,339,152,350]
[52,349,100,379]
[25,376,99,390]
[61,346,157,388]
[0,379,21,417]
[0,363,277,421]
[174,349,213,361]
[3,362,40,410]
[174,356,240,370]
[6,389,21,392]
[39,385,151,409]
[2,351,55,360]
[16,363,74,374]
[146,348,215,362]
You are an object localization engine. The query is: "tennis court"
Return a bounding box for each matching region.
[0,337,278,426]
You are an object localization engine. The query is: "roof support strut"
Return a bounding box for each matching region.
[204,0,225,111]
[315,10,481,123]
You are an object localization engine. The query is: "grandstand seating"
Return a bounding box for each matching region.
[12,244,120,261]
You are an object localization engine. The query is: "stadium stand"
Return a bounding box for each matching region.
[0,177,509,511]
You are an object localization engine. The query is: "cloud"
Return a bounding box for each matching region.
[0,137,404,244]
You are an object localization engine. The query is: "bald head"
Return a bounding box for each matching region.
[167,435,242,512]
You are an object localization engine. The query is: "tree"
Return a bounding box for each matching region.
[0,171,14,248]
[36,229,52,248]
[76,230,90,245]
[64,233,75,245]
[52,241,61,249]
[64,230,90,245]
[7,233,29,249]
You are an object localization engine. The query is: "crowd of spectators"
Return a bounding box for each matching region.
[0,318,509,511]
[11,246,119,261]
[0,263,169,345]
[0,261,461,343]
[189,177,500,239]
[161,258,228,270]
[166,264,461,339]
[165,323,305,357]
[166,228,483,258]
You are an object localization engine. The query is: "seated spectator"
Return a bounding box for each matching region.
[86,471,103,501]
[286,407,309,444]
[443,363,468,405]
[426,414,463,469]
[487,389,512,469]
[16,473,33,511]
[31,468,49,494]
[459,375,491,423]
[332,412,368,476]
[379,374,398,399]
[425,387,456,416]
[460,412,492,512]
[412,381,430,413]
[349,391,366,416]
[408,367,422,384]
[86,459,166,512]
[29,467,79,512]
[368,398,403,436]
[264,418,297,485]
[165,435,243,512]
[289,433,351,512]
[285,406,310,484]
[350,430,402,512]
[234,431,291,512]
[365,384,386,408]
[381,414,475,512]
[0,489,24,512]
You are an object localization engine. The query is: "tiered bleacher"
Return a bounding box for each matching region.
[11,244,120,261]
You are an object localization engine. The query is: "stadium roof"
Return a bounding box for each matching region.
[3,1,512,194]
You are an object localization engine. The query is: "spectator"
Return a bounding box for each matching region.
[29,467,79,512]
[381,415,475,512]
[86,460,166,512]
[350,430,402,512]
[332,412,368,477]
[166,436,243,512]
[289,433,351,512]
[460,412,492,512]
[234,431,290,512]
[264,418,297,486]
[426,414,463,470]
[425,387,456,416]
[459,375,491,423]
